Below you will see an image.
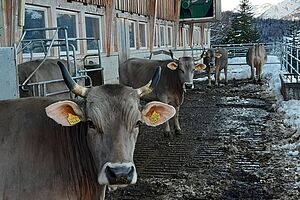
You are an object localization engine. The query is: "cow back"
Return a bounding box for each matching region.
[18,59,75,98]
[119,58,183,103]
[246,44,267,67]
[215,47,228,70]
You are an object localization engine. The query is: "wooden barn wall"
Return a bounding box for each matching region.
[71,0,106,7]
[115,0,176,21]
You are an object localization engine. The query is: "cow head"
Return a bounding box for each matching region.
[201,49,216,71]
[45,61,176,187]
[167,57,206,90]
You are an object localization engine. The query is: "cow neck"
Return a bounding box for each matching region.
[162,66,184,104]
[54,122,100,199]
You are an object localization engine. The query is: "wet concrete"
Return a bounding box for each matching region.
[106,79,299,200]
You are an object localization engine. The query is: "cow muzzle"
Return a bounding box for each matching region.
[184,82,194,90]
[98,162,137,186]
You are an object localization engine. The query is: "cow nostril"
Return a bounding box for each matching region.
[128,166,134,181]
[185,83,194,89]
[106,166,117,179]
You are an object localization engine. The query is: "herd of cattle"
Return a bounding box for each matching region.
[0,44,267,199]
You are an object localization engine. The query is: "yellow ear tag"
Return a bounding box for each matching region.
[150,111,161,123]
[67,113,81,125]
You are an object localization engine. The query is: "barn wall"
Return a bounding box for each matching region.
[1,0,211,85]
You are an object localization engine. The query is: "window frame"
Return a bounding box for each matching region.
[85,13,103,54]
[138,22,147,49]
[56,9,80,55]
[167,26,172,47]
[159,24,166,47]
[23,4,49,58]
[154,24,159,48]
[128,20,137,50]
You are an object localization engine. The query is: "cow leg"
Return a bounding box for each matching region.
[215,66,220,86]
[99,185,106,200]
[163,120,171,137]
[257,65,262,82]
[250,66,255,82]
[207,70,212,86]
[159,97,172,137]
[224,66,228,85]
[174,106,182,135]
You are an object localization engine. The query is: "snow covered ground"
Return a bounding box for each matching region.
[195,55,300,133]
[195,55,300,188]
[230,55,300,133]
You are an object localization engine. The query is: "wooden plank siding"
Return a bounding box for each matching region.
[71,0,106,7]
[115,0,176,21]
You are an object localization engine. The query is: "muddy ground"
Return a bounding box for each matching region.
[106,79,300,200]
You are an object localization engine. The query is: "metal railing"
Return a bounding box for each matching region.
[280,43,300,76]
[15,27,103,97]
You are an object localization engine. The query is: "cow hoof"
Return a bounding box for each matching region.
[163,132,171,137]
[175,129,183,135]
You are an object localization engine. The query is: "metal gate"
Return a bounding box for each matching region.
[0,47,18,100]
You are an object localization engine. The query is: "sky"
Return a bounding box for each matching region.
[221,0,284,11]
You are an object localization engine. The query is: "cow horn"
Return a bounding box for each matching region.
[57,61,89,98]
[137,66,161,97]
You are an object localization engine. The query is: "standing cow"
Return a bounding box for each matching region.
[246,43,267,82]
[0,61,175,200]
[119,57,206,137]
[201,47,228,86]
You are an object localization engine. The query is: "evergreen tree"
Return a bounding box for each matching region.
[288,19,299,45]
[223,0,260,44]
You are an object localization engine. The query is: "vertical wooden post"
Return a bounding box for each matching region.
[148,0,157,52]
[188,22,194,48]
[173,0,181,48]
[105,0,116,56]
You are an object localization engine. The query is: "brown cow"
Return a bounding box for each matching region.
[0,61,175,200]
[18,59,77,98]
[201,47,228,86]
[119,57,206,137]
[246,43,267,82]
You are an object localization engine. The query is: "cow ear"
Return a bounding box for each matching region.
[167,62,178,70]
[215,53,222,58]
[141,101,176,127]
[45,100,84,127]
[195,63,206,71]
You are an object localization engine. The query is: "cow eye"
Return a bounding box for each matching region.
[135,120,143,128]
[87,119,96,129]
[178,68,184,73]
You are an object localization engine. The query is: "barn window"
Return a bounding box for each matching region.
[159,25,165,47]
[85,14,102,52]
[128,20,136,49]
[185,28,189,47]
[139,22,147,49]
[154,24,158,48]
[23,5,48,55]
[193,28,199,46]
[56,10,79,53]
[167,26,172,47]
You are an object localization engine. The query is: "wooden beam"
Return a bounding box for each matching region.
[104,0,116,56]
[173,0,181,48]
[188,22,194,48]
[148,0,157,52]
